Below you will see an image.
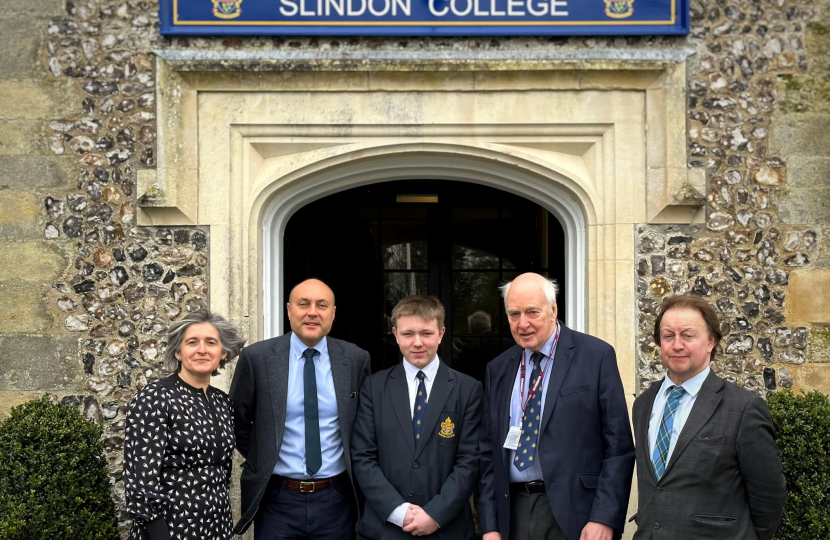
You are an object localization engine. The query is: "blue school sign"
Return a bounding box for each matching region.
[159,0,688,36]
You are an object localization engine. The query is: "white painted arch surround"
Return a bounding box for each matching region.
[260,145,590,340]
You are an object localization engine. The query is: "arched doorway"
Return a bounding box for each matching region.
[283,180,566,381]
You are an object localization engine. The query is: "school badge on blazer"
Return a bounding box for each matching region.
[439,417,456,438]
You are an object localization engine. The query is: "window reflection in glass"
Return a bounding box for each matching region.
[452,272,502,334]
[383,272,428,325]
[383,242,428,270]
[382,208,428,270]
[452,245,506,270]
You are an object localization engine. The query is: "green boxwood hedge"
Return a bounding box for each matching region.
[768,389,830,540]
[0,396,118,540]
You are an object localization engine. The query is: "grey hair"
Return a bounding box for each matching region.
[499,275,559,312]
[162,309,247,374]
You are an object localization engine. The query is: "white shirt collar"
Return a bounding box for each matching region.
[403,356,441,382]
[289,332,328,359]
[661,365,710,398]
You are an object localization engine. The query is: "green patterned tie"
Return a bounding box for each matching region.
[651,385,686,480]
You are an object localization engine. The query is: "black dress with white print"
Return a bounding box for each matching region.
[123,374,235,540]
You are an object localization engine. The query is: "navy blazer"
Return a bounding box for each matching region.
[352,361,483,540]
[478,324,635,540]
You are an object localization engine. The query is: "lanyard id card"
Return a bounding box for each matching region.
[503,426,522,450]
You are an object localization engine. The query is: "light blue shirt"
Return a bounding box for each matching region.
[647,366,711,464]
[272,333,346,479]
[508,325,560,483]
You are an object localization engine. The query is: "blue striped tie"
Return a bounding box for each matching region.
[651,385,686,480]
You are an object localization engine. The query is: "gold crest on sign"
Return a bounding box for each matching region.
[603,0,634,18]
[211,0,243,19]
[439,416,455,438]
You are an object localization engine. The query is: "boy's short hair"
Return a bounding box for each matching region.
[391,295,446,329]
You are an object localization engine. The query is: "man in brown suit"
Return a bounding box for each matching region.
[631,295,787,540]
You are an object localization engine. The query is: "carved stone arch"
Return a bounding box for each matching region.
[256,145,593,341]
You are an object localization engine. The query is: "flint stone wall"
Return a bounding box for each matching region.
[0,0,828,535]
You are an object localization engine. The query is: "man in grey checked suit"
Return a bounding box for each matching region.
[632,294,786,540]
[230,279,371,539]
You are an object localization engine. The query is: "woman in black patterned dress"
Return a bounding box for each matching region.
[123,309,246,540]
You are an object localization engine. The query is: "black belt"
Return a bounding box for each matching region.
[510,481,545,493]
[271,472,347,493]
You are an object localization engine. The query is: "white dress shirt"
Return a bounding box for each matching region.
[387,357,441,527]
[647,366,711,465]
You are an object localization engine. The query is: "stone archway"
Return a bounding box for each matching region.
[259,145,590,341]
[137,52,705,399]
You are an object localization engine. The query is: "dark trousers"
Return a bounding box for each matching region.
[254,476,357,540]
[509,490,567,540]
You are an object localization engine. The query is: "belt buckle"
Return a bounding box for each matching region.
[299,481,316,493]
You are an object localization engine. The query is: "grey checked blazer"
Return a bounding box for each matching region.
[631,370,786,540]
[228,333,371,534]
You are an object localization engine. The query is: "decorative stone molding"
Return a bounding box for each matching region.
[143,50,702,395]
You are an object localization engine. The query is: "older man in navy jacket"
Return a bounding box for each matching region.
[479,273,635,540]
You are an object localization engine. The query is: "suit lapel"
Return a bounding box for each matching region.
[499,347,523,473]
[637,381,662,484]
[328,338,352,449]
[415,362,454,460]
[266,335,291,452]
[539,325,575,439]
[389,365,416,456]
[662,370,723,478]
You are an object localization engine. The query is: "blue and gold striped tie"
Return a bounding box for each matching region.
[651,385,686,480]
[412,371,428,446]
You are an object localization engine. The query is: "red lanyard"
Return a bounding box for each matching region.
[519,323,560,412]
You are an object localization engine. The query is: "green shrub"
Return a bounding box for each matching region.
[0,396,118,540]
[768,389,830,540]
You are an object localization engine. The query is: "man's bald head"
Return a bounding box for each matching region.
[288,279,335,305]
[286,279,336,347]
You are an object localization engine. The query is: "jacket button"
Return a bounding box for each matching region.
[654,522,660,529]
[656,487,662,494]
[504,493,509,499]
[408,491,414,497]
[412,462,418,468]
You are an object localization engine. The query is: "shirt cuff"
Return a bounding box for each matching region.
[387,502,411,527]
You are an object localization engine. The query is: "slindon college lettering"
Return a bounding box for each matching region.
[160,0,689,36]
